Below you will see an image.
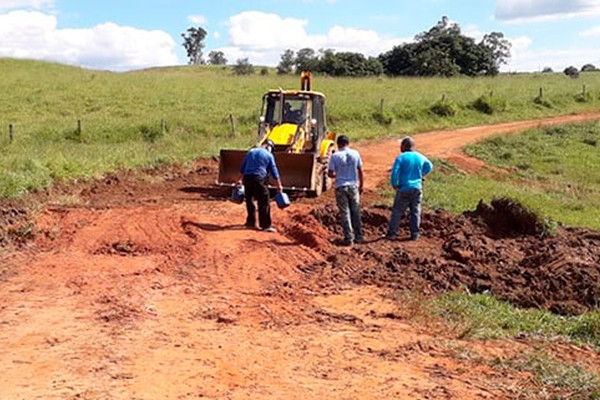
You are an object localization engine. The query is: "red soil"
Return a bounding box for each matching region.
[1,112,600,399]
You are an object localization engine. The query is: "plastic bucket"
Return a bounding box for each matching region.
[274,192,291,209]
[231,185,245,204]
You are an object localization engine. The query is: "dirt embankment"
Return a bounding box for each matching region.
[298,200,600,315]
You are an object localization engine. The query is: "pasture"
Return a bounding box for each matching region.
[2,58,600,198]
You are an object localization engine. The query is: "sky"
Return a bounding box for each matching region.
[1,0,600,72]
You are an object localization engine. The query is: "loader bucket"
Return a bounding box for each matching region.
[217,149,247,185]
[274,152,318,191]
[217,150,319,192]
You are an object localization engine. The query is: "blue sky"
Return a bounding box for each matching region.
[1,0,600,72]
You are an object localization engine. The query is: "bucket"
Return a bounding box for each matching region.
[231,185,245,204]
[274,192,291,209]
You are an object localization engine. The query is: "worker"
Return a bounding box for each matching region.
[238,139,283,232]
[327,135,364,246]
[283,101,301,124]
[282,102,294,123]
[385,136,433,241]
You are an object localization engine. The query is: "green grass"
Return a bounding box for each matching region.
[420,122,600,230]
[396,290,600,398]
[433,292,600,349]
[1,58,600,198]
[493,351,600,400]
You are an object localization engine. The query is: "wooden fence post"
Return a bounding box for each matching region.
[161,119,165,135]
[9,124,13,143]
[539,87,544,98]
[77,119,82,135]
[379,99,384,113]
[583,85,587,97]
[229,114,237,137]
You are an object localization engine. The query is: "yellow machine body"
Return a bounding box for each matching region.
[218,72,336,196]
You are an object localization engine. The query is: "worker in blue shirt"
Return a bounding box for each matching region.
[327,135,364,246]
[238,139,283,232]
[386,136,433,241]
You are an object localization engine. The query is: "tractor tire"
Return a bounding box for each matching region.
[322,145,335,193]
[308,172,324,198]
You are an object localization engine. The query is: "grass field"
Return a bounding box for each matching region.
[1,58,600,198]
[422,122,600,230]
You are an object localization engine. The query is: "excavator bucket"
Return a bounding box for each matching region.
[217,149,319,192]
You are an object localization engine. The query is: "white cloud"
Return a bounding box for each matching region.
[580,25,600,36]
[219,11,408,66]
[496,0,600,22]
[504,46,600,72]
[187,14,207,25]
[0,10,178,70]
[0,0,52,10]
[214,31,221,40]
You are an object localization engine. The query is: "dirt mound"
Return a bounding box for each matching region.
[307,203,600,315]
[466,197,551,238]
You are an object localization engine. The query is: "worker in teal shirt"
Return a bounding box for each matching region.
[386,136,433,240]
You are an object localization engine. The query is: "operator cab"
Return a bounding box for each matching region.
[259,91,327,153]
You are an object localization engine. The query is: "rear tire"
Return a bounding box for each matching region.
[322,145,335,193]
[308,172,324,198]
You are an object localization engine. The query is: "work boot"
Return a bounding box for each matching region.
[340,238,353,246]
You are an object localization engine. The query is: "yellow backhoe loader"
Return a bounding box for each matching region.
[217,72,336,197]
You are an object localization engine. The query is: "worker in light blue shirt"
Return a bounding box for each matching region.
[238,139,283,232]
[386,136,433,241]
[327,135,364,246]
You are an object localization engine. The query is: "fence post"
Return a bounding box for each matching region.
[379,99,384,113]
[539,87,544,98]
[9,124,13,143]
[229,114,237,137]
[441,94,446,102]
[583,85,587,97]
[77,119,82,135]
[161,119,165,135]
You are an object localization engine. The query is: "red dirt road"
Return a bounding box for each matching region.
[1,113,600,399]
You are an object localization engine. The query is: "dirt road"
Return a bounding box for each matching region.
[1,113,600,399]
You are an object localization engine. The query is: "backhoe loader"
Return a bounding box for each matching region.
[217,72,336,197]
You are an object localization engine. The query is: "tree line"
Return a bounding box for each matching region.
[182,17,600,78]
[182,17,512,77]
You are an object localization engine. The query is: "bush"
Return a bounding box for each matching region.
[582,138,598,147]
[429,98,459,117]
[564,66,579,78]
[533,95,553,108]
[140,124,163,143]
[372,110,393,126]
[574,92,593,103]
[470,95,507,115]
[233,58,254,75]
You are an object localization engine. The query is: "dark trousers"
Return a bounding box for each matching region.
[243,175,271,229]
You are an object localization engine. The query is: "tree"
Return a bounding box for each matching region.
[295,48,319,72]
[233,58,254,75]
[581,63,598,72]
[564,66,579,78]
[277,49,295,74]
[542,67,554,73]
[379,17,511,77]
[481,32,511,74]
[208,51,227,65]
[181,26,207,65]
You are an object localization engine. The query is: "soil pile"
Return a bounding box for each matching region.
[307,202,600,315]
